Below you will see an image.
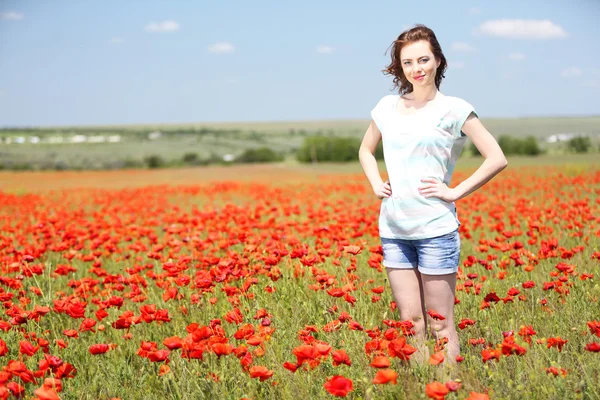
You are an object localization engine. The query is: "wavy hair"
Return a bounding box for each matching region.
[382,24,448,95]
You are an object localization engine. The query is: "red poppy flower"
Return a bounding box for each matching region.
[331,350,351,366]
[0,339,8,357]
[163,336,183,350]
[458,319,476,330]
[587,321,600,337]
[343,245,362,255]
[388,337,417,361]
[211,343,233,357]
[465,393,490,400]
[425,381,449,400]
[79,318,97,333]
[445,381,461,391]
[370,355,390,368]
[547,337,568,352]
[373,369,397,385]
[545,367,568,377]
[148,349,170,362]
[249,366,273,381]
[159,365,170,376]
[429,351,445,365]
[501,337,526,356]
[43,377,63,392]
[89,344,110,355]
[19,340,40,357]
[585,342,600,352]
[481,348,501,363]
[283,361,298,373]
[427,310,446,320]
[522,281,536,289]
[323,375,353,397]
[34,387,61,400]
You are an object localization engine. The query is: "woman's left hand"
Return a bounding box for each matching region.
[418,178,458,202]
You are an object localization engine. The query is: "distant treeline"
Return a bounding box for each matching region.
[0,132,596,171]
[296,134,595,163]
[470,135,594,156]
[296,136,383,163]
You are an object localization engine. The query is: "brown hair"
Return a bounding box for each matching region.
[382,24,448,95]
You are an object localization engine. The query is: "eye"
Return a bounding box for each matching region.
[419,58,429,63]
[403,61,411,66]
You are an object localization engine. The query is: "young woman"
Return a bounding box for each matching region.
[359,24,507,363]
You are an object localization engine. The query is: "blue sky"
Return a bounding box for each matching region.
[1,0,599,127]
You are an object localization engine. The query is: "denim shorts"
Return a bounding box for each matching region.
[381,229,460,275]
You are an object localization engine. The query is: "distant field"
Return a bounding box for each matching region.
[2,154,598,193]
[22,115,600,138]
[1,116,598,171]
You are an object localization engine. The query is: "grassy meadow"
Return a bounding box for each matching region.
[0,155,599,400]
[41,115,600,137]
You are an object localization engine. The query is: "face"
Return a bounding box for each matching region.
[399,40,440,88]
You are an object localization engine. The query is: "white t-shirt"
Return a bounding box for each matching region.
[371,93,476,239]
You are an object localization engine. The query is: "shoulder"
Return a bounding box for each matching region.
[440,95,478,136]
[373,94,398,108]
[442,95,475,111]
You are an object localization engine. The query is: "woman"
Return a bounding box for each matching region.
[359,24,507,363]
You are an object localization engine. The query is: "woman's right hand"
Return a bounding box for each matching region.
[373,180,392,199]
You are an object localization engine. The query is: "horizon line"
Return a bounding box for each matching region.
[2,113,600,130]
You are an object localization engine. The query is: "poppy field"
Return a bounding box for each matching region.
[0,164,599,400]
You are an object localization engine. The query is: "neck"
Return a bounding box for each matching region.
[408,86,438,102]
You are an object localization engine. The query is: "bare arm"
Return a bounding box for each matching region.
[358,121,391,198]
[451,114,508,201]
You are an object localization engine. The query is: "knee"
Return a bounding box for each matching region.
[409,315,426,336]
[428,320,454,339]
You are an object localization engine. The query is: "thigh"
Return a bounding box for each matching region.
[422,273,457,323]
[386,268,426,321]
[415,229,460,275]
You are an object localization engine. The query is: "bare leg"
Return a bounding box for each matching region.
[385,268,428,363]
[422,273,460,364]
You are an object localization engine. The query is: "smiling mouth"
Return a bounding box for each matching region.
[414,75,425,80]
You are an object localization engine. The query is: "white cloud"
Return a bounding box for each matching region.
[144,20,180,33]
[1,11,24,20]
[451,42,475,52]
[316,45,334,54]
[468,7,481,15]
[110,37,125,44]
[476,19,568,39]
[450,61,465,69]
[208,42,235,54]
[561,67,582,78]
[508,52,525,61]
